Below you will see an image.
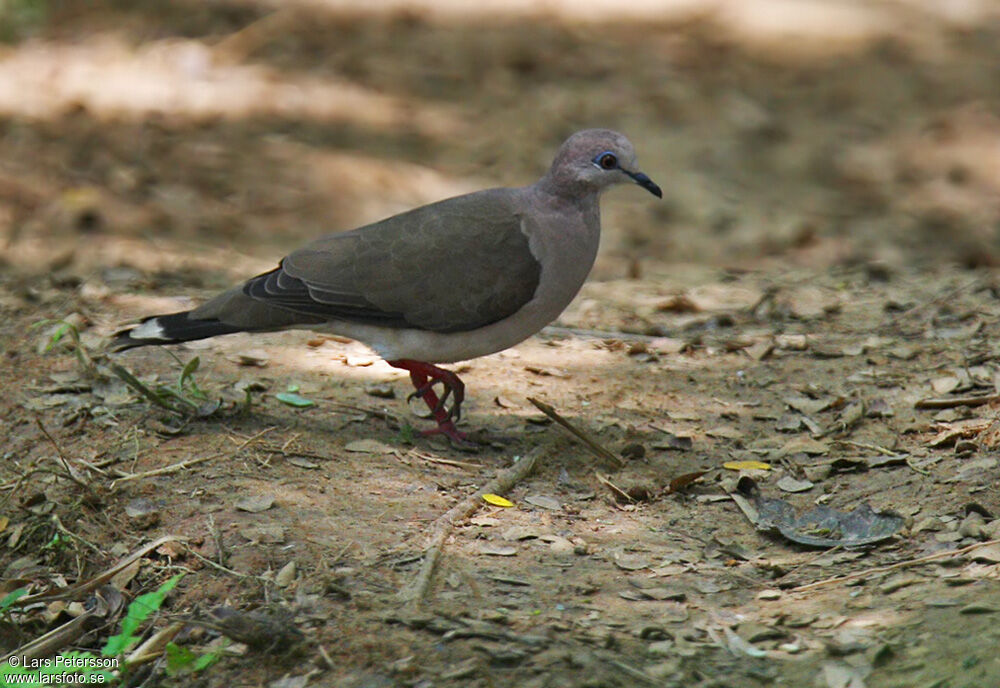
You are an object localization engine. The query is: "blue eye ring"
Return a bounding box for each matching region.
[593,151,618,170]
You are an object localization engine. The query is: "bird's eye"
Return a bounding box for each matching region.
[598,152,618,169]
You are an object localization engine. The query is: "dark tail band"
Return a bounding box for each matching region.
[111,311,244,351]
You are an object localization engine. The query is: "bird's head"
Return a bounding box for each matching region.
[545,129,662,198]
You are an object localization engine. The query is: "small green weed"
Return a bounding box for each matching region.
[0,574,223,685]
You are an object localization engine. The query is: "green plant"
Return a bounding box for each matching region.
[32,318,96,376]
[0,574,221,686]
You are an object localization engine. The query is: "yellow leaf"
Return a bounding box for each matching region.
[482,494,514,508]
[0,516,7,534]
[723,461,771,471]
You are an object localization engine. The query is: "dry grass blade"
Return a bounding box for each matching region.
[108,362,189,416]
[527,397,623,469]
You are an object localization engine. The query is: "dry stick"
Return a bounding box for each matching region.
[398,452,540,606]
[914,394,1000,410]
[33,415,91,491]
[527,397,623,469]
[791,538,1000,593]
[111,427,276,486]
[407,450,480,470]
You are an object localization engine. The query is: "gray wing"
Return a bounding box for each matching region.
[241,190,542,334]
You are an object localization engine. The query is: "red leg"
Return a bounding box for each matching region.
[388,359,468,443]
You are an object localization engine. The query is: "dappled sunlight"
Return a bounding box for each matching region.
[263,137,481,227]
[0,35,461,134]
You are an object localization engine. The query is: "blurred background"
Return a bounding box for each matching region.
[2,0,1000,287]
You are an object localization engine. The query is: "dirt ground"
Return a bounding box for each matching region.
[3,1,1000,686]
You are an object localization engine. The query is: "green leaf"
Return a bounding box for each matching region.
[165,642,197,674]
[276,392,315,408]
[0,588,28,612]
[179,356,206,397]
[103,574,183,656]
[44,322,71,352]
[165,641,222,676]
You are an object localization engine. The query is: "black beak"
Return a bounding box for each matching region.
[624,170,662,198]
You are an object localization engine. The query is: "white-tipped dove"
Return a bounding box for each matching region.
[113,129,662,442]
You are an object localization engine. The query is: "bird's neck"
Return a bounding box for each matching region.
[532,174,601,209]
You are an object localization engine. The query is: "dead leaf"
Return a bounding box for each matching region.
[524,495,561,511]
[656,293,700,313]
[777,438,830,456]
[928,419,992,448]
[236,495,275,513]
[665,470,707,494]
[344,439,392,454]
[479,544,518,556]
[286,456,319,469]
[229,350,269,367]
[614,552,652,571]
[274,560,296,587]
[524,365,570,378]
[785,395,833,415]
[776,476,815,493]
[931,376,961,395]
[707,426,743,440]
[970,543,1000,564]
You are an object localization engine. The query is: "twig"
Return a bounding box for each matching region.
[791,538,1000,593]
[112,427,276,486]
[914,394,1000,410]
[398,451,540,606]
[594,471,634,503]
[406,450,479,470]
[51,514,102,555]
[330,402,403,428]
[111,452,224,486]
[184,544,252,580]
[527,397,623,469]
[34,415,91,491]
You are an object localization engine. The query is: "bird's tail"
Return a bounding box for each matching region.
[110,311,244,351]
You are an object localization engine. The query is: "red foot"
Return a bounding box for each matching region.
[388,359,469,442]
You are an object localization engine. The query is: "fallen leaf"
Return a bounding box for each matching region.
[479,544,517,556]
[614,552,652,571]
[785,395,833,415]
[236,495,275,513]
[482,494,514,508]
[707,426,743,440]
[344,439,391,454]
[229,350,269,367]
[275,560,296,587]
[723,461,771,471]
[524,365,570,378]
[275,392,315,408]
[665,470,707,493]
[931,376,961,395]
[777,438,830,456]
[776,476,815,493]
[524,495,561,511]
[286,457,319,469]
